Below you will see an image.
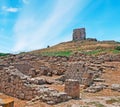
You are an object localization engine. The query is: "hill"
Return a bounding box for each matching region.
[30,40,120,56]
[0,53,9,56]
[0,39,120,107]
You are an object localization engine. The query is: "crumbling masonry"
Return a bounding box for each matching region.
[73,28,86,41]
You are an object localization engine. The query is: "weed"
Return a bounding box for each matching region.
[106,98,120,104]
[87,101,105,107]
[112,49,120,54]
[84,49,105,55]
[115,46,120,50]
[41,51,72,57]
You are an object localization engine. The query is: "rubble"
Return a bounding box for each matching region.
[0,63,70,104]
[39,87,70,104]
[84,84,104,93]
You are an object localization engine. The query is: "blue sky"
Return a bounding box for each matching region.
[0,0,120,53]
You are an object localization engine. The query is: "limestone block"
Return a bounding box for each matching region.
[65,79,80,99]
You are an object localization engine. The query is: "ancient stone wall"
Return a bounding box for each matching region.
[0,66,70,104]
[65,63,85,83]
[73,28,86,41]
[0,66,38,100]
[65,62,100,86]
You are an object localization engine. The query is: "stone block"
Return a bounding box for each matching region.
[0,98,14,107]
[65,79,80,99]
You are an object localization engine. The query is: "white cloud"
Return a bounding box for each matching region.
[2,6,19,13]
[13,0,90,52]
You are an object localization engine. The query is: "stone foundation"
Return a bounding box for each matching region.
[0,66,38,100]
[0,66,70,104]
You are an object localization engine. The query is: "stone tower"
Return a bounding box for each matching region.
[73,28,86,41]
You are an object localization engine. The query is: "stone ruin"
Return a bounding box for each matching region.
[73,28,86,41]
[0,53,120,104]
[65,79,80,99]
[65,62,94,86]
[0,54,72,104]
[0,65,71,104]
[72,28,98,42]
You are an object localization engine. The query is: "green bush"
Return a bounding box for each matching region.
[115,46,120,50]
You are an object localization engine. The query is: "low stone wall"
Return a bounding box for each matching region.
[0,66,70,104]
[65,63,94,86]
[0,66,38,100]
[65,63,85,82]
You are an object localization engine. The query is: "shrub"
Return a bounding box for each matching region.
[115,46,120,50]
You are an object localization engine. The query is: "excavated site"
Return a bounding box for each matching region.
[0,52,120,107]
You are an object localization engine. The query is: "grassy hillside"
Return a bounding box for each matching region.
[30,40,120,56]
[0,53,9,56]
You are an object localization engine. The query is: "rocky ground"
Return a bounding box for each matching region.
[0,53,120,107]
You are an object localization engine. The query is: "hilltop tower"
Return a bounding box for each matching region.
[73,28,86,41]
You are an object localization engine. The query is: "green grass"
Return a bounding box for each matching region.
[106,98,120,104]
[111,49,120,54]
[41,51,72,57]
[0,53,9,56]
[41,48,120,57]
[87,101,105,107]
[115,46,120,50]
[83,48,120,56]
[84,49,105,55]
[110,46,120,54]
[111,48,120,54]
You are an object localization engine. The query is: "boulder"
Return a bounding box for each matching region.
[111,84,120,92]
